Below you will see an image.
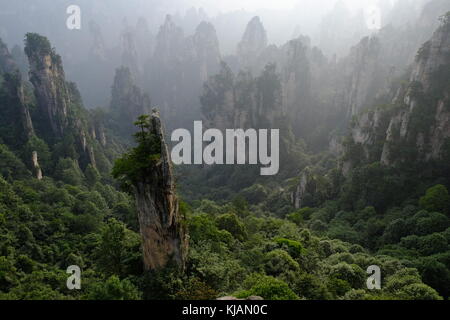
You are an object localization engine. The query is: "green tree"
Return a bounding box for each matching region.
[398,283,442,300]
[85,164,101,187]
[95,219,141,277]
[112,115,160,187]
[237,274,298,300]
[417,233,448,255]
[86,275,141,300]
[329,262,365,288]
[419,258,450,299]
[293,273,331,300]
[419,184,450,214]
[384,268,442,300]
[55,158,84,186]
[264,249,301,278]
[216,213,247,241]
[327,277,352,297]
[175,278,218,300]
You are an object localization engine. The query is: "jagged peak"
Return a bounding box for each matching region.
[0,37,18,74]
[442,11,450,25]
[193,21,220,51]
[331,0,351,16]
[112,111,188,270]
[110,66,151,135]
[195,21,216,34]
[351,35,381,55]
[411,12,450,90]
[237,16,268,69]
[24,33,56,60]
[249,16,262,25]
[155,14,185,52]
[239,16,267,48]
[161,14,177,30]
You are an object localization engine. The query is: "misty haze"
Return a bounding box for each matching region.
[0,0,450,303]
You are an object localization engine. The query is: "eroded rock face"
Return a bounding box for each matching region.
[279,36,331,135]
[32,151,42,180]
[25,34,70,136]
[0,38,17,74]
[147,15,222,129]
[23,33,111,169]
[343,16,450,167]
[154,15,186,66]
[0,39,34,141]
[133,111,188,270]
[329,2,450,123]
[291,169,311,209]
[18,83,35,138]
[201,62,283,132]
[380,18,450,164]
[410,22,450,90]
[340,36,384,118]
[291,167,329,209]
[110,66,151,136]
[89,20,107,62]
[191,21,221,83]
[121,28,141,83]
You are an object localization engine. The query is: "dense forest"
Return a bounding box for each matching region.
[0,0,450,300]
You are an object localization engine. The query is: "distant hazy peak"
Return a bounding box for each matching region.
[237,16,268,69]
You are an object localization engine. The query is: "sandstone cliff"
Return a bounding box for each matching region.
[382,14,450,164]
[24,33,114,170]
[343,13,450,169]
[189,21,221,83]
[201,62,283,131]
[25,33,70,137]
[133,111,188,270]
[110,66,152,136]
[0,38,17,74]
[146,15,221,129]
[237,16,268,73]
[332,0,450,121]
[0,38,34,143]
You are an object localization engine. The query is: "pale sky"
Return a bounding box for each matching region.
[185,0,397,14]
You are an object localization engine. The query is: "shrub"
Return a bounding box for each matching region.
[216,213,247,241]
[86,275,141,300]
[237,274,299,300]
[419,184,450,215]
[264,249,300,277]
